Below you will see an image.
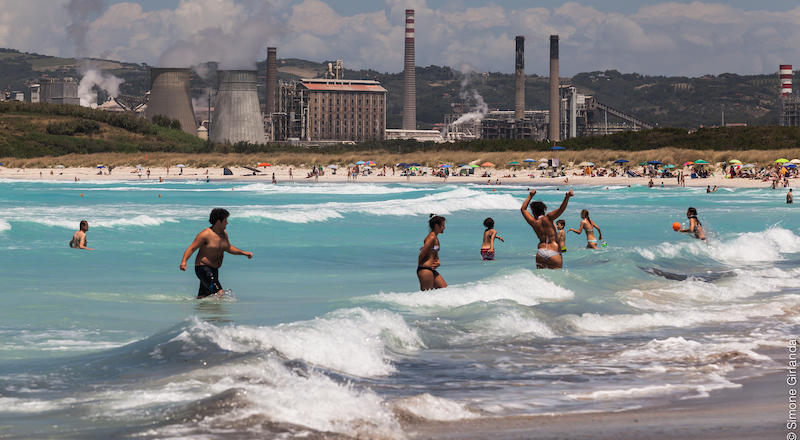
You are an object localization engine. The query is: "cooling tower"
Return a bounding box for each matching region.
[147,68,198,136]
[266,47,277,116]
[402,9,416,130]
[548,35,560,142]
[515,36,525,120]
[211,70,265,145]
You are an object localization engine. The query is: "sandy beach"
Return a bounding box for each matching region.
[0,164,792,190]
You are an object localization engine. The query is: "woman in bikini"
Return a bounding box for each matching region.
[480,218,504,260]
[520,189,574,269]
[568,209,603,249]
[678,207,707,241]
[418,214,447,290]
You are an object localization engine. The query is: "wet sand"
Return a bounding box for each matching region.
[405,371,788,440]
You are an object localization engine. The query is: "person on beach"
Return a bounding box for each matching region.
[677,207,707,241]
[180,208,253,299]
[418,214,447,290]
[521,189,574,269]
[289,168,293,180]
[480,218,504,260]
[568,209,603,249]
[69,220,94,250]
[556,219,567,253]
[788,189,793,204]
[272,173,277,184]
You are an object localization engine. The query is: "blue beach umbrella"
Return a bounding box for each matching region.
[355,161,365,165]
[551,146,565,150]
[523,158,536,162]
[408,162,421,167]
[783,164,797,169]
[647,160,662,165]
[440,164,452,168]
[614,159,629,164]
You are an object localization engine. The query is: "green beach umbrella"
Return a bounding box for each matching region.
[508,161,521,165]
[663,164,676,169]
[775,158,789,163]
[728,159,742,164]
[694,159,709,164]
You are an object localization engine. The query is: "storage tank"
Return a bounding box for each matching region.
[146,68,198,136]
[211,70,265,145]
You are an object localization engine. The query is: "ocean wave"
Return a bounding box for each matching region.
[362,269,574,311]
[393,393,479,421]
[238,182,430,195]
[0,219,10,232]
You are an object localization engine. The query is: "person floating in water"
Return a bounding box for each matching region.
[480,217,504,260]
[520,189,574,269]
[556,219,567,253]
[417,214,447,290]
[568,209,603,249]
[180,208,253,299]
[69,220,94,250]
[677,207,707,241]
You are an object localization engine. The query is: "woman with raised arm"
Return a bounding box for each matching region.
[521,189,574,269]
[417,214,447,290]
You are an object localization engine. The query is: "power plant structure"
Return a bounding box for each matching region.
[38,78,80,105]
[402,9,416,130]
[549,35,560,142]
[146,68,198,136]
[779,65,800,127]
[265,47,278,141]
[210,70,265,145]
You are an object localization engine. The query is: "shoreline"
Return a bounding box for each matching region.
[405,369,788,440]
[0,164,792,189]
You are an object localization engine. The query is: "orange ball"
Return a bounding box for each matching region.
[672,222,681,231]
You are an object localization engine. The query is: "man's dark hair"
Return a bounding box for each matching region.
[209,208,230,225]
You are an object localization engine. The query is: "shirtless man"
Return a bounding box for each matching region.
[520,189,574,269]
[69,220,94,250]
[180,208,253,299]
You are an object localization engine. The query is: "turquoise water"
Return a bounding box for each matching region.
[1,178,798,438]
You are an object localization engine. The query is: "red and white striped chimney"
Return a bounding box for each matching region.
[780,64,792,96]
[402,9,416,130]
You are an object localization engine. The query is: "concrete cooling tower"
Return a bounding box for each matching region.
[211,70,265,145]
[147,68,198,136]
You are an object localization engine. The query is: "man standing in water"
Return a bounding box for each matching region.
[69,220,94,250]
[788,189,794,204]
[180,208,253,299]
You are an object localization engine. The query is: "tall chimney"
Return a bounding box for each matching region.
[780,64,792,96]
[515,36,525,120]
[266,47,277,116]
[549,35,560,142]
[402,9,416,130]
[147,68,198,136]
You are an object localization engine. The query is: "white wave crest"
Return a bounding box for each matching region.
[0,219,10,232]
[238,182,427,195]
[393,393,479,421]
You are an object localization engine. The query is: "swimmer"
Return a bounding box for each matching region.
[180,208,253,299]
[418,214,447,290]
[69,220,94,250]
[788,189,793,204]
[556,219,567,253]
[568,209,603,249]
[677,207,707,241]
[520,189,574,269]
[480,218,504,260]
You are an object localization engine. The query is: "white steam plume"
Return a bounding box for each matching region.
[78,65,124,107]
[450,63,489,126]
[65,0,104,59]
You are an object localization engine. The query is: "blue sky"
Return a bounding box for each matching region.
[3,0,800,77]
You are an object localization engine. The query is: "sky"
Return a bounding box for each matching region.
[2,0,800,78]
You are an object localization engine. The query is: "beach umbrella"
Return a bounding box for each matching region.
[537,162,548,168]
[694,159,709,164]
[791,159,800,164]
[783,164,798,169]
[577,161,595,167]
[397,162,409,167]
[743,164,756,168]
[408,162,421,167]
[647,160,662,165]
[56,165,65,169]
[614,159,629,164]
[481,162,495,167]
[508,161,521,165]
[440,164,452,168]
[408,166,420,171]
[96,165,105,168]
[258,162,271,167]
[136,165,144,170]
[460,165,472,169]
[663,164,676,169]
[538,158,548,162]
[683,162,694,166]
[728,159,742,164]
[469,164,479,168]
[176,164,186,168]
[0,163,3,166]
[327,164,338,169]
[551,146,565,150]
[366,161,376,166]
[523,158,537,163]
[355,161,365,165]
[775,158,789,163]
[363,166,372,170]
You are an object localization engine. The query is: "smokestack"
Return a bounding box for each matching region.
[549,35,560,142]
[515,36,525,120]
[402,9,416,130]
[211,70,265,145]
[780,64,792,96]
[266,47,277,116]
[147,68,198,136]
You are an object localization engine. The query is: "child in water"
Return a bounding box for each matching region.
[556,220,567,253]
[480,218,504,260]
[678,207,707,241]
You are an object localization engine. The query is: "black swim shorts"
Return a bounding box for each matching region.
[195,265,223,299]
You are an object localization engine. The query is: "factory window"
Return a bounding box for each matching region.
[336,99,340,104]
[322,99,325,104]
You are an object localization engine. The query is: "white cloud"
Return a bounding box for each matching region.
[0,0,798,77]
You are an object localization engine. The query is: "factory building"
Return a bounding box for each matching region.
[39,78,80,105]
[274,77,387,143]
